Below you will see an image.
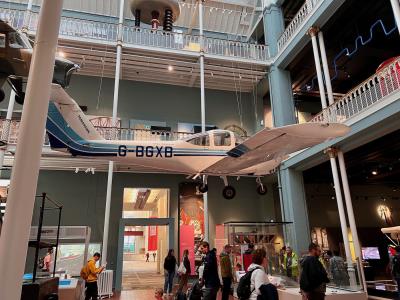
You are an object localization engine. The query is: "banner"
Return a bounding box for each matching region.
[179,182,204,268]
[148,225,158,251]
[179,225,195,275]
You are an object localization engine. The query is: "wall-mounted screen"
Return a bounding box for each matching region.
[362,247,381,260]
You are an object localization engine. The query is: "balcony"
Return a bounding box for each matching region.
[310,57,400,124]
[277,0,322,53]
[0,7,268,92]
[0,8,269,63]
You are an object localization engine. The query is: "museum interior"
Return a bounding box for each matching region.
[0,0,399,299]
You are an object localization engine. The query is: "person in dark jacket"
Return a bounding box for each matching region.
[300,243,329,300]
[178,249,191,293]
[220,244,233,300]
[163,249,177,295]
[200,241,220,300]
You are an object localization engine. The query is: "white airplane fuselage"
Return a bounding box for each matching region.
[76,131,234,175]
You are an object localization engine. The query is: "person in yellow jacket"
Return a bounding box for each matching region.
[82,252,105,300]
[283,247,299,281]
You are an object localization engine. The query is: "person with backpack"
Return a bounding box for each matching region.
[300,243,329,300]
[248,248,270,300]
[163,249,177,296]
[199,241,220,300]
[391,246,400,299]
[81,252,105,300]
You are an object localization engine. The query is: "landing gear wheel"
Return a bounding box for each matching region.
[198,184,208,193]
[257,185,268,195]
[0,89,5,103]
[15,92,25,105]
[222,186,236,200]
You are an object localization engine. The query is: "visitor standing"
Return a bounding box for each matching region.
[200,241,220,300]
[178,249,191,293]
[248,248,270,300]
[43,247,53,272]
[153,252,157,262]
[283,246,299,281]
[300,243,329,300]
[81,252,105,300]
[163,249,177,295]
[220,244,233,300]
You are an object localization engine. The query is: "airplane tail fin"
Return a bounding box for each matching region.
[46,84,104,151]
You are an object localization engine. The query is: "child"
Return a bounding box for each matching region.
[155,288,163,300]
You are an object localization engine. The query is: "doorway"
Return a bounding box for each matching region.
[115,188,175,292]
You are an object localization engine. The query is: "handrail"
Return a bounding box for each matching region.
[0,7,269,61]
[277,0,322,52]
[310,57,400,123]
[0,120,194,144]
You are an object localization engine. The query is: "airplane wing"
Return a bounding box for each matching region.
[202,123,350,176]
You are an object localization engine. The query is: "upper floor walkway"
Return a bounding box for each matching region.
[0,5,270,92]
[282,56,400,170]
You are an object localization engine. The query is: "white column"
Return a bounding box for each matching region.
[308,27,327,109]
[198,0,208,242]
[101,0,124,264]
[199,0,205,133]
[337,151,361,259]
[0,1,63,299]
[326,149,355,280]
[317,31,334,106]
[390,0,400,36]
[0,91,16,170]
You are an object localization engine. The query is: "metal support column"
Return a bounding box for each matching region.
[101,0,125,264]
[23,0,34,33]
[198,0,208,242]
[0,90,16,171]
[308,27,327,109]
[317,31,334,106]
[390,0,400,36]
[337,151,361,259]
[326,148,356,283]
[0,1,63,299]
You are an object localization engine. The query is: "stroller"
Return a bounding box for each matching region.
[187,280,202,300]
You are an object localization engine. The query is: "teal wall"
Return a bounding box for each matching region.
[26,170,277,280]
[64,75,263,135]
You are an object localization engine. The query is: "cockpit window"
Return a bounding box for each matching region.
[214,132,231,147]
[8,31,31,49]
[234,133,246,146]
[187,135,210,146]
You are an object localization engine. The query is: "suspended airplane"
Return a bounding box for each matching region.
[0,20,78,104]
[46,85,350,199]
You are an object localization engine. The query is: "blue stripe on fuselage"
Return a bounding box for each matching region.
[46,102,228,157]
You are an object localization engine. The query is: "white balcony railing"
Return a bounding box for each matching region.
[0,121,194,146]
[277,0,322,52]
[0,8,269,62]
[311,57,400,123]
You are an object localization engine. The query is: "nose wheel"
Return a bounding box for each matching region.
[222,186,236,200]
[198,183,208,193]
